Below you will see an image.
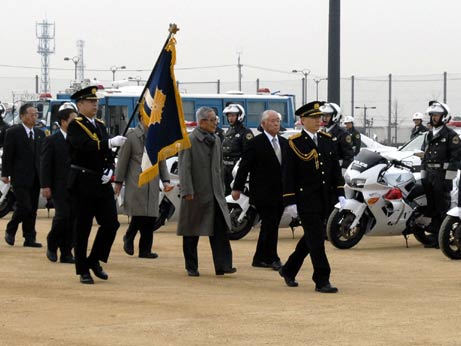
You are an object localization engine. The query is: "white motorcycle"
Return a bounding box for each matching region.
[439,203,461,260]
[326,149,436,249]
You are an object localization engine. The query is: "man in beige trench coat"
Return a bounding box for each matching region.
[177,106,236,277]
[114,120,173,258]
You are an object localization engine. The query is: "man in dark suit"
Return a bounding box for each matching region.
[232,110,286,270]
[279,101,345,293]
[40,106,77,263]
[67,86,127,284]
[2,103,45,247]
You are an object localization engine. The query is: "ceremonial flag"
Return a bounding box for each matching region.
[138,33,191,186]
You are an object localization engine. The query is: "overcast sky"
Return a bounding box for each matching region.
[2,0,461,126]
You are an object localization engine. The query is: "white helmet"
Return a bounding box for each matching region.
[426,101,451,124]
[320,102,342,123]
[412,112,424,120]
[59,102,78,112]
[223,103,245,123]
[343,115,354,123]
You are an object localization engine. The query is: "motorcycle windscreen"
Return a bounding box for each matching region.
[350,150,388,173]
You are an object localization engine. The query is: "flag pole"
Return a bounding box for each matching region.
[119,23,179,138]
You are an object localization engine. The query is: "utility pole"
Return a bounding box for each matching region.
[355,104,376,136]
[77,40,85,82]
[237,51,243,91]
[328,0,340,104]
[388,73,392,144]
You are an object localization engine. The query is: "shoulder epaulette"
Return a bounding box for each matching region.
[95,118,105,124]
[288,132,302,140]
[318,131,332,138]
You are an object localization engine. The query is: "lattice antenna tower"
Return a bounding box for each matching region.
[36,19,55,93]
[77,40,85,82]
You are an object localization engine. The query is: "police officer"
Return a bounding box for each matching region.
[421,101,461,248]
[278,101,345,293]
[320,102,354,170]
[343,115,361,155]
[0,103,10,148]
[410,112,428,140]
[67,86,127,284]
[222,104,254,195]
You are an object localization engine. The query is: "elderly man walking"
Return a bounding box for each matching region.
[177,106,236,277]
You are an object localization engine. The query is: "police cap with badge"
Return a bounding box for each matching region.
[70,86,99,101]
[295,101,325,118]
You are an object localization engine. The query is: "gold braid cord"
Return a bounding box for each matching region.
[288,140,319,169]
[75,120,101,150]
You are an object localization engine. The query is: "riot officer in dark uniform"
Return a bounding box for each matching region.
[278,101,345,293]
[320,102,354,170]
[343,115,361,155]
[222,103,254,195]
[67,86,127,284]
[410,112,428,140]
[421,101,461,248]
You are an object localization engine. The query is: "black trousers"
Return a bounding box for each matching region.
[422,170,451,234]
[182,206,233,272]
[125,216,156,254]
[72,183,120,275]
[47,196,73,256]
[223,164,236,196]
[283,212,331,287]
[6,181,40,242]
[253,201,283,264]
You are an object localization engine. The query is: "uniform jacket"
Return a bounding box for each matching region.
[40,130,71,200]
[177,127,231,236]
[411,124,428,140]
[347,126,362,155]
[422,125,461,173]
[327,124,354,169]
[233,132,287,206]
[66,115,115,193]
[1,124,45,188]
[114,124,170,217]
[283,129,345,217]
[222,123,254,162]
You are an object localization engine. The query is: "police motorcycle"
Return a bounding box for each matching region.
[225,160,301,240]
[326,149,436,249]
[438,189,461,259]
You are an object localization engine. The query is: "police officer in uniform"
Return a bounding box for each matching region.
[343,116,361,155]
[278,101,345,293]
[222,104,254,195]
[410,112,428,140]
[67,86,127,284]
[320,102,354,170]
[421,101,461,248]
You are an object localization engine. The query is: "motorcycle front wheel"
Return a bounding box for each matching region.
[327,208,366,249]
[227,204,257,240]
[438,216,461,260]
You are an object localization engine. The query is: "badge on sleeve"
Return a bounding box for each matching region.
[453,136,460,144]
[345,135,352,144]
[246,133,254,140]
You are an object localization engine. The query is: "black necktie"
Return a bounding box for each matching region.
[29,130,35,152]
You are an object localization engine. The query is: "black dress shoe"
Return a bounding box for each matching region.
[90,262,108,280]
[46,249,58,262]
[4,233,14,246]
[187,269,200,277]
[123,234,134,256]
[60,255,75,264]
[271,260,283,271]
[215,267,237,275]
[278,267,298,287]
[139,252,159,259]
[80,273,94,284]
[23,241,42,248]
[315,283,338,293]
[251,261,271,268]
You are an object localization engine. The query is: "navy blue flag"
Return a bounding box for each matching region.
[138,37,190,186]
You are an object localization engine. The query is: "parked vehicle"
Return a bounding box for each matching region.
[326,149,436,249]
[438,207,461,259]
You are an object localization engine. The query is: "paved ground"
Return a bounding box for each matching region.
[1,210,461,346]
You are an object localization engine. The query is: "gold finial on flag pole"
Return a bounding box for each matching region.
[169,23,179,34]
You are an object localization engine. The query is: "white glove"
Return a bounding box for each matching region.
[338,196,346,209]
[101,168,113,184]
[109,135,127,148]
[284,204,298,218]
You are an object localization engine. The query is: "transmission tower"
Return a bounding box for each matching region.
[76,40,85,82]
[36,19,55,93]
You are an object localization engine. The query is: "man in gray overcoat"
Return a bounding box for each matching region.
[177,106,236,277]
[114,120,173,258]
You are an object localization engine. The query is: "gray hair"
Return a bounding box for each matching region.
[196,106,215,122]
[260,109,282,123]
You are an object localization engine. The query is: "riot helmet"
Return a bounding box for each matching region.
[320,102,342,126]
[223,104,245,123]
